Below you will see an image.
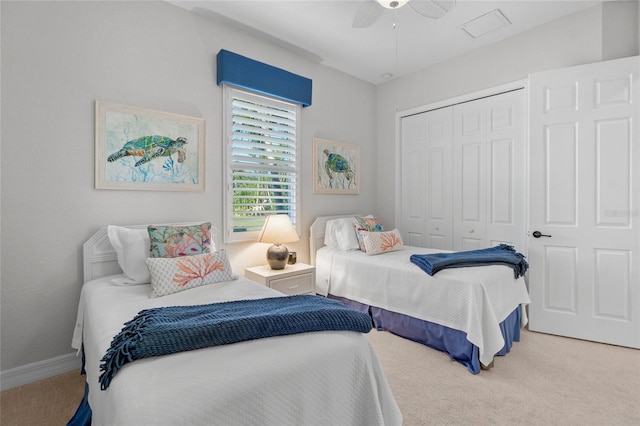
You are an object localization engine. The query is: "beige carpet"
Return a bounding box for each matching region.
[367,328,640,425]
[1,329,639,425]
[0,369,86,426]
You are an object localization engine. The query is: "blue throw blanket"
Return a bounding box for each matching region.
[99,295,372,390]
[410,244,529,278]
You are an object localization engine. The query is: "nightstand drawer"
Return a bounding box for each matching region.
[245,263,316,296]
[270,274,314,295]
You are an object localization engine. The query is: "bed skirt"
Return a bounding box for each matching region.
[67,380,91,426]
[327,294,522,374]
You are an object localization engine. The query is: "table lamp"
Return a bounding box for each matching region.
[259,215,300,270]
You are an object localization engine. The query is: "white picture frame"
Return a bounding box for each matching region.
[95,101,205,191]
[313,138,360,195]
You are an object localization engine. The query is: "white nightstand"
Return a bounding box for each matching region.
[245,263,316,295]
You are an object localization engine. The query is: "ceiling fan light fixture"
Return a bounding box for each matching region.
[376,0,409,10]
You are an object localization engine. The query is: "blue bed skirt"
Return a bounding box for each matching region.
[67,381,91,426]
[327,294,522,374]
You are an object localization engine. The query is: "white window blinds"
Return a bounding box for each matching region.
[223,86,300,242]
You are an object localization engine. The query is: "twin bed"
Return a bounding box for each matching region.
[310,214,531,373]
[70,215,530,424]
[70,222,401,425]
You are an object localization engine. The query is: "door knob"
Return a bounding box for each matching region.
[532,231,552,238]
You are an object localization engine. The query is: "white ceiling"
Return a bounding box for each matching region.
[168,0,600,85]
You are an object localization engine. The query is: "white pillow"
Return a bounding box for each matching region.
[146,250,238,298]
[324,218,360,250]
[107,226,150,285]
[359,228,404,256]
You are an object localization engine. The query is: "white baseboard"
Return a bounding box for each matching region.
[0,352,83,392]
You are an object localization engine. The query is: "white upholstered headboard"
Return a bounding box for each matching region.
[309,214,362,266]
[82,222,221,283]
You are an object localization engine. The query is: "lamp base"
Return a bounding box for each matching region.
[266,244,289,270]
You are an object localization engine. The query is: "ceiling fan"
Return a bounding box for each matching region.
[353,0,457,28]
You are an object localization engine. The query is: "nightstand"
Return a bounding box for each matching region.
[245,263,316,295]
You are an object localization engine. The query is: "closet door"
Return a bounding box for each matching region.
[453,99,487,250]
[485,90,526,252]
[400,114,428,246]
[399,108,453,249]
[424,108,453,249]
[452,90,526,252]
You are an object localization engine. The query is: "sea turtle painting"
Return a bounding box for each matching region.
[323,149,354,184]
[107,135,187,167]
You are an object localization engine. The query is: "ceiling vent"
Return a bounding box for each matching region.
[460,9,511,39]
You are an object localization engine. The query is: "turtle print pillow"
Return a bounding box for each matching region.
[145,250,238,298]
[359,229,404,256]
[353,216,383,252]
[148,223,212,258]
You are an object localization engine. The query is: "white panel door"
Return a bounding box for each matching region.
[453,100,487,250]
[528,56,639,348]
[484,90,527,253]
[452,90,525,252]
[400,109,453,249]
[424,108,453,249]
[400,114,428,247]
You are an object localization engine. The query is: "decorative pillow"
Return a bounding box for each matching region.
[353,215,384,232]
[148,222,212,258]
[353,216,383,251]
[107,226,151,285]
[324,218,360,250]
[145,250,237,298]
[360,229,404,256]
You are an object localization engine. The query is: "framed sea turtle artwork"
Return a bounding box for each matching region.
[313,138,359,194]
[95,101,205,191]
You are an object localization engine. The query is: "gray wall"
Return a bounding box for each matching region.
[375,1,640,226]
[0,0,377,373]
[1,0,638,381]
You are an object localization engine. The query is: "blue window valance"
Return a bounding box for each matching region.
[216,49,312,107]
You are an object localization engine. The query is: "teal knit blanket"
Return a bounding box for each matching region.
[99,295,372,390]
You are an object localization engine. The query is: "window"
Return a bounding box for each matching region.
[223,86,301,243]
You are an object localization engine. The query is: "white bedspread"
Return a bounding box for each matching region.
[72,275,401,426]
[316,246,531,366]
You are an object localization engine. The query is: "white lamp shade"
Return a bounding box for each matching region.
[258,215,300,244]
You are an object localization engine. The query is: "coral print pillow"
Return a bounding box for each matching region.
[359,229,404,256]
[148,222,212,258]
[145,250,237,297]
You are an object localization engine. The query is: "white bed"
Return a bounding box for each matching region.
[70,223,402,426]
[310,214,531,372]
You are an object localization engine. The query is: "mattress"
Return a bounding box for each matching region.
[71,275,402,425]
[316,245,531,366]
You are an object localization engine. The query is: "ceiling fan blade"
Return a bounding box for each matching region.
[353,0,383,28]
[409,0,456,19]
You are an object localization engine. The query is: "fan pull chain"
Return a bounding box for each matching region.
[393,9,399,111]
